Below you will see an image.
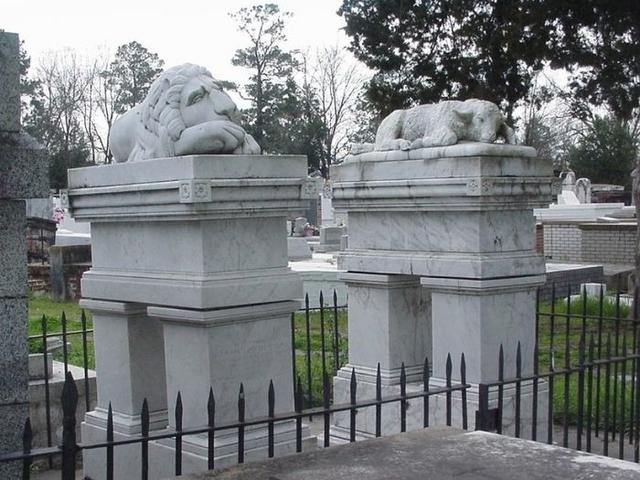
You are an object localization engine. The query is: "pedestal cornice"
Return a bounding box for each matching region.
[65,154,315,222]
[331,144,557,212]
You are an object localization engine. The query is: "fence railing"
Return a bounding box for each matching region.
[9,284,640,477]
[1,355,470,480]
[291,291,347,409]
[26,310,94,469]
[476,283,640,463]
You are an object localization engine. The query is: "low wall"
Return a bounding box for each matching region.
[580,223,635,264]
[542,221,636,265]
[539,263,604,301]
[29,361,96,454]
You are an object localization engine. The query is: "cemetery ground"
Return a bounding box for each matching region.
[28,290,639,435]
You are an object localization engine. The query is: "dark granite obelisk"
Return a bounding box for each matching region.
[0,32,48,478]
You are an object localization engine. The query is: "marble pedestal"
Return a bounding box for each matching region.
[330,144,556,438]
[67,155,316,479]
[331,272,431,442]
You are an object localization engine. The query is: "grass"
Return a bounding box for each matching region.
[27,293,95,369]
[27,290,640,432]
[292,307,348,406]
[537,294,637,433]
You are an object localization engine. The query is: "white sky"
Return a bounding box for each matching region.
[2,0,351,86]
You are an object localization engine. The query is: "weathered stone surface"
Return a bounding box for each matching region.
[72,154,313,479]
[0,131,49,199]
[331,144,553,440]
[0,298,28,404]
[0,402,29,478]
[0,201,26,297]
[185,427,640,480]
[110,64,260,162]
[351,99,516,154]
[0,32,20,133]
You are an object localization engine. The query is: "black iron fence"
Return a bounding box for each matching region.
[26,311,94,469]
[1,355,470,479]
[291,291,347,409]
[6,284,640,477]
[474,284,640,463]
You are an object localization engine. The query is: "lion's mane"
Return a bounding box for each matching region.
[129,63,211,161]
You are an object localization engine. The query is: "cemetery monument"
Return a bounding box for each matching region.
[331,99,556,440]
[0,32,49,479]
[66,63,316,479]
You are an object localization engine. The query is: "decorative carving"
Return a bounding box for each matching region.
[467,178,494,196]
[322,180,333,199]
[178,180,212,203]
[350,99,516,155]
[110,64,260,162]
[301,179,319,199]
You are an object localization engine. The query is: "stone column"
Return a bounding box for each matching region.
[0,32,48,479]
[331,273,431,441]
[67,155,316,478]
[79,299,168,475]
[331,143,556,439]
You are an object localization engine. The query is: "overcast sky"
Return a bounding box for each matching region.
[2,0,351,85]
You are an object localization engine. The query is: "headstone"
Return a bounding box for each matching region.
[0,32,48,479]
[320,180,334,225]
[575,178,591,204]
[315,225,346,253]
[288,237,313,260]
[331,135,555,440]
[293,217,308,237]
[581,282,606,298]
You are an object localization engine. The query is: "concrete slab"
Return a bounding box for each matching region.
[181,427,640,480]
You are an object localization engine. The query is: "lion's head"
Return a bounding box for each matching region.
[112,63,259,162]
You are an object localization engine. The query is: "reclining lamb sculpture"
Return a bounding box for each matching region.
[352,99,516,154]
[110,63,260,162]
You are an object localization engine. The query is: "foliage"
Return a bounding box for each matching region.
[567,117,637,189]
[108,41,164,114]
[229,4,299,145]
[308,45,365,174]
[19,41,165,181]
[338,0,551,120]
[544,1,640,123]
[537,295,635,433]
[231,3,340,173]
[18,41,38,110]
[22,50,93,190]
[293,307,348,406]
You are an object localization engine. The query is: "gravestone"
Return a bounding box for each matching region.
[332,100,555,440]
[0,32,49,478]
[67,64,316,479]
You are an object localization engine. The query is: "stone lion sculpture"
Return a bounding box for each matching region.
[351,99,516,154]
[110,63,260,162]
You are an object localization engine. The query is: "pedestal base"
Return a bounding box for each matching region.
[82,412,316,479]
[331,369,549,443]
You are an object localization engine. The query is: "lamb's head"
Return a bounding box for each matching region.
[452,99,516,144]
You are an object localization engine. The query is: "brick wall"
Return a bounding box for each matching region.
[543,224,582,262]
[542,222,636,265]
[580,224,636,265]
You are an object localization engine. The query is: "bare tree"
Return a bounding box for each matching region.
[310,45,366,175]
[35,50,88,159]
[80,58,100,163]
[81,50,121,163]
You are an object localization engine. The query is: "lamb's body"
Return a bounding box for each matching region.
[351,99,516,155]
